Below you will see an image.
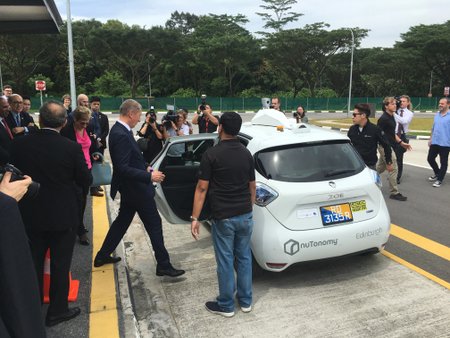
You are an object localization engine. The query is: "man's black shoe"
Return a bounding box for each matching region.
[390,193,407,201]
[90,190,104,197]
[97,186,104,192]
[45,307,81,327]
[156,265,185,277]
[94,254,121,267]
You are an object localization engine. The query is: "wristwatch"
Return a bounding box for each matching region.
[190,216,198,221]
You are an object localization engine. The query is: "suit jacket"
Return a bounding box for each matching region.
[6,111,38,137]
[0,118,12,165]
[10,129,92,232]
[61,120,98,156]
[109,121,153,203]
[0,192,46,338]
[89,111,110,150]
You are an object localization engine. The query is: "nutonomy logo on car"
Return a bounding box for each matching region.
[284,239,300,256]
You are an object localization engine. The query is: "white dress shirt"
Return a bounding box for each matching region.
[394,107,414,134]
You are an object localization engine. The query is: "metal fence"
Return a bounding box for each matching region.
[39,96,441,112]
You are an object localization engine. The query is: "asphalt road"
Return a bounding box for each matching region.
[45,113,450,338]
[380,163,450,283]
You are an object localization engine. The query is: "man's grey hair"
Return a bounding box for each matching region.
[440,97,450,105]
[7,93,21,103]
[39,100,67,128]
[119,99,142,116]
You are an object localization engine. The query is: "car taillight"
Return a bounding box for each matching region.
[370,169,382,188]
[255,182,279,207]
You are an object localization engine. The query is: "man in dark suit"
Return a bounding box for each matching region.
[10,100,92,327]
[0,96,13,165]
[6,94,38,138]
[0,171,47,338]
[94,99,185,278]
[88,96,109,197]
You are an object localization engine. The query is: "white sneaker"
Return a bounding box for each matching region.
[429,175,438,181]
[240,305,252,313]
[433,180,442,187]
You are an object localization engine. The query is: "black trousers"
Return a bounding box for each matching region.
[393,145,405,181]
[98,196,170,268]
[427,144,450,182]
[28,228,76,317]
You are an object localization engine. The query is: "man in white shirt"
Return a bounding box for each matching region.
[394,95,414,184]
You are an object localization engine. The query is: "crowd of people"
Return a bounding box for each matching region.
[0,83,449,336]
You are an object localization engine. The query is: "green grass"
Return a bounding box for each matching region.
[310,117,433,134]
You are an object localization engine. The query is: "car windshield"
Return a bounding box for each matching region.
[254,140,365,182]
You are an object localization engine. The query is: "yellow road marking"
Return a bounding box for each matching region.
[390,223,450,262]
[382,250,450,290]
[90,191,120,338]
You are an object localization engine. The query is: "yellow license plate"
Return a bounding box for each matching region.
[320,203,353,225]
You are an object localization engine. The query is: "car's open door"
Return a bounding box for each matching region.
[151,133,219,224]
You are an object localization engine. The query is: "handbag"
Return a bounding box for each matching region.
[90,152,112,187]
[137,137,149,152]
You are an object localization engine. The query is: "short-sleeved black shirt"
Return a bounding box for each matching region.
[198,138,255,220]
[197,115,218,133]
[377,112,397,147]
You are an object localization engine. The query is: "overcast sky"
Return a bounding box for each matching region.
[54,0,446,48]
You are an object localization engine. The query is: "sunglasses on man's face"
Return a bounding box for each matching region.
[352,113,362,117]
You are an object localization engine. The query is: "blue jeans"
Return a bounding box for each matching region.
[212,212,253,312]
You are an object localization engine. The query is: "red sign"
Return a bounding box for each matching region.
[35,80,46,91]
[444,87,450,96]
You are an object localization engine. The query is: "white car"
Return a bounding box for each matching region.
[152,109,391,272]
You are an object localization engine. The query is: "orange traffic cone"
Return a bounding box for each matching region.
[43,249,80,303]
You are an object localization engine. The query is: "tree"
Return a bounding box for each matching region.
[186,14,259,96]
[165,11,199,35]
[397,21,450,91]
[0,34,59,95]
[256,0,303,32]
[93,71,128,96]
[264,23,368,97]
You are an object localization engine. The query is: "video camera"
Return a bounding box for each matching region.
[199,94,207,111]
[161,104,179,129]
[148,106,156,123]
[261,98,271,109]
[394,96,402,110]
[0,163,40,199]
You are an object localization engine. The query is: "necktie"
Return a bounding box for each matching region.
[15,113,20,127]
[1,119,13,139]
[397,110,404,136]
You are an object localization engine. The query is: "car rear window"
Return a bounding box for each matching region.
[254,140,365,182]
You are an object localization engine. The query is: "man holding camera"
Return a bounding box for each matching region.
[10,100,92,327]
[394,95,414,184]
[192,104,219,133]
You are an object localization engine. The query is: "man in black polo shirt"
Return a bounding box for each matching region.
[377,97,412,201]
[348,103,393,170]
[191,112,256,318]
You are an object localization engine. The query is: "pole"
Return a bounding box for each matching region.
[428,70,433,96]
[347,28,355,117]
[67,0,76,111]
[148,54,153,98]
[0,62,3,92]
[40,90,43,106]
